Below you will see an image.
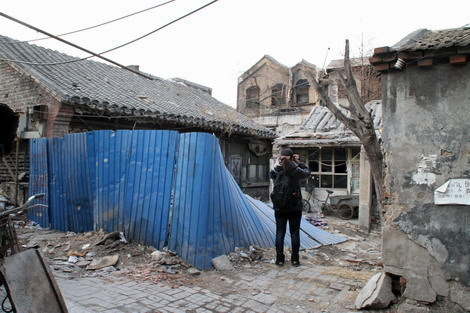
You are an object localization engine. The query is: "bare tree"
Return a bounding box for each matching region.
[305,40,385,222]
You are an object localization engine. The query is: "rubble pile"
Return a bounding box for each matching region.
[16,216,383,283]
[227,245,266,268]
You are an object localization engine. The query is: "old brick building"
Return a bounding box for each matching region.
[236,55,321,136]
[0,35,275,201]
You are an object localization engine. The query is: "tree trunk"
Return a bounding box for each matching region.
[306,40,385,223]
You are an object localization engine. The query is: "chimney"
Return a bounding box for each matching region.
[127,65,140,72]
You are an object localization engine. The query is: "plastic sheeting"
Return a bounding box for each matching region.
[29,130,346,269]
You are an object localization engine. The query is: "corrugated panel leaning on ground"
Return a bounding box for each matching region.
[168,133,274,269]
[246,196,347,247]
[28,130,347,270]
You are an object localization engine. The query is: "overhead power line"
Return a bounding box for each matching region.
[0,11,152,79]
[0,0,220,70]
[12,0,177,44]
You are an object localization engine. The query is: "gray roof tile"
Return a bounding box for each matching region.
[396,27,470,52]
[280,100,382,144]
[0,35,275,138]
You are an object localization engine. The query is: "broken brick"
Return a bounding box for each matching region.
[450,55,468,64]
[374,63,391,71]
[417,59,433,67]
[374,47,391,55]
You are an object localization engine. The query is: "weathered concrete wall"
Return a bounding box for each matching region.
[381,63,470,305]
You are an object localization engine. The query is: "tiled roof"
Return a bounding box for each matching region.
[397,27,470,52]
[0,35,275,138]
[277,100,382,145]
[326,57,370,70]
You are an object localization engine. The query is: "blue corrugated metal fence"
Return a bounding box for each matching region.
[29,130,346,269]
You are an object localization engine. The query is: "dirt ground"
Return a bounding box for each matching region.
[14,213,383,290]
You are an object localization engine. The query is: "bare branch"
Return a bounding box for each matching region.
[305,71,356,128]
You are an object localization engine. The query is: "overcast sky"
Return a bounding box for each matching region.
[1,0,468,107]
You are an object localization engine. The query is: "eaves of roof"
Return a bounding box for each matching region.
[370,26,470,72]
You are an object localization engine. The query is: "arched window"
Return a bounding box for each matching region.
[271,83,286,105]
[295,79,309,104]
[246,86,260,108]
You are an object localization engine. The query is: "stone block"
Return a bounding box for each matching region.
[355,272,396,310]
[211,255,234,271]
[382,226,448,302]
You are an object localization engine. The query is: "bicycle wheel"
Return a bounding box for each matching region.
[302,199,311,213]
[338,204,354,220]
[322,204,333,216]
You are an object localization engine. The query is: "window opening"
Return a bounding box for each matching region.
[246,86,260,108]
[307,147,351,189]
[271,83,286,105]
[295,79,309,104]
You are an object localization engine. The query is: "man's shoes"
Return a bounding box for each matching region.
[291,260,300,267]
[275,259,284,266]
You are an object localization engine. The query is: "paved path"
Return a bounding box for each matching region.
[56,263,371,313]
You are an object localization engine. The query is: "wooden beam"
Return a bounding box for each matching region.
[2,157,16,181]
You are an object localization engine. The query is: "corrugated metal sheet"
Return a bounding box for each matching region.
[122,130,178,249]
[29,130,347,270]
[169,133,274,269]
[246,196,347,247]
[47,138,69,231]
[63,133,93,233]
[28,138,49,228]
[85,130,178,249]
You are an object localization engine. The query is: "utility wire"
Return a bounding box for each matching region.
[0,0,220,68]
[0,0,176,44]
[0,11,152,78]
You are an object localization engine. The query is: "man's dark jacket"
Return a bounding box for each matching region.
[269,161,310,212]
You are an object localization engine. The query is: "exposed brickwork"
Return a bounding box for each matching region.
[373,46,390,55]
[449,55,469,64]
[397,51,423,61]
[374,63,391,71]
[0,61,71,138]
[417,58,433,67]
[335,65,381,103]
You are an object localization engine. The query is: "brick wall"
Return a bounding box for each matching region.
[0,61,72,137]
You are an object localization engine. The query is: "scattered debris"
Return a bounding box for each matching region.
[150,250,181,265]
[86,255,119,270]
[305,216,328,226]
[67,256,78,264]
[67,250,84,257]
[212,255,234,271]
[355,272,397,309]
[81,244,91,250]
[187,267,201,276]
